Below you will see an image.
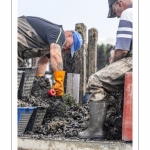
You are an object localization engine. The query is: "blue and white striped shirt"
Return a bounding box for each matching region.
[115,4,133,51]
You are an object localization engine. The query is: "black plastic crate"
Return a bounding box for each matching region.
[17,70,24,91]
[18,67,37,98]
[26,106,48,132]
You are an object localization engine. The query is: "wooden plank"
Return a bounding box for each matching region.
[66,73,80,103]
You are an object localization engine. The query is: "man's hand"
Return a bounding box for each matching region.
[109,49,115,64]
[109,49,128,63]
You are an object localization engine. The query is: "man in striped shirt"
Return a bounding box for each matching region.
[79,0,132,140]
[18,16,82,96]
[109,0,132,63]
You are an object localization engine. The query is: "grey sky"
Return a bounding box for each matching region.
[18,0,119,45]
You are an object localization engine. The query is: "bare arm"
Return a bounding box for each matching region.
[110,49,128,64]
[50,43,63,71]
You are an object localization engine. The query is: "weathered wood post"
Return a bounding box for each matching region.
[73,23,87,105]
[87,28,98,79]
[62,51,72,93]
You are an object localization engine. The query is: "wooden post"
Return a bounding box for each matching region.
[87,28,98,79]
[73,23,87,105]
[62,52,73,93]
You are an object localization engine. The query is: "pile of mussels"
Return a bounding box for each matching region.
[18,76,123,140]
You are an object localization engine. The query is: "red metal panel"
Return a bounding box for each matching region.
[122,72,132,141]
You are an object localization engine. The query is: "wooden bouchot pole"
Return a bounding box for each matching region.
[73,23,87,105]
[87,28,98,79]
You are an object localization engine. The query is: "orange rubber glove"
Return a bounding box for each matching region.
[52,70,66,96]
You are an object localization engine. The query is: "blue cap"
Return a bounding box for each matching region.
[108,0,117,18]
[71,31,82,57]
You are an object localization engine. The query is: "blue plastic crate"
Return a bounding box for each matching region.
[18,107,37,134]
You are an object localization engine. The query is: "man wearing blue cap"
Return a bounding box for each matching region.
[18,16,82,96]
[79,0,132,140]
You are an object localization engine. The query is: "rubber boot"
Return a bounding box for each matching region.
[78,100,108,139]
[52,70,66,96]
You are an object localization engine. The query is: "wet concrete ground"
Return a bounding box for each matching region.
[18,76,124,141]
